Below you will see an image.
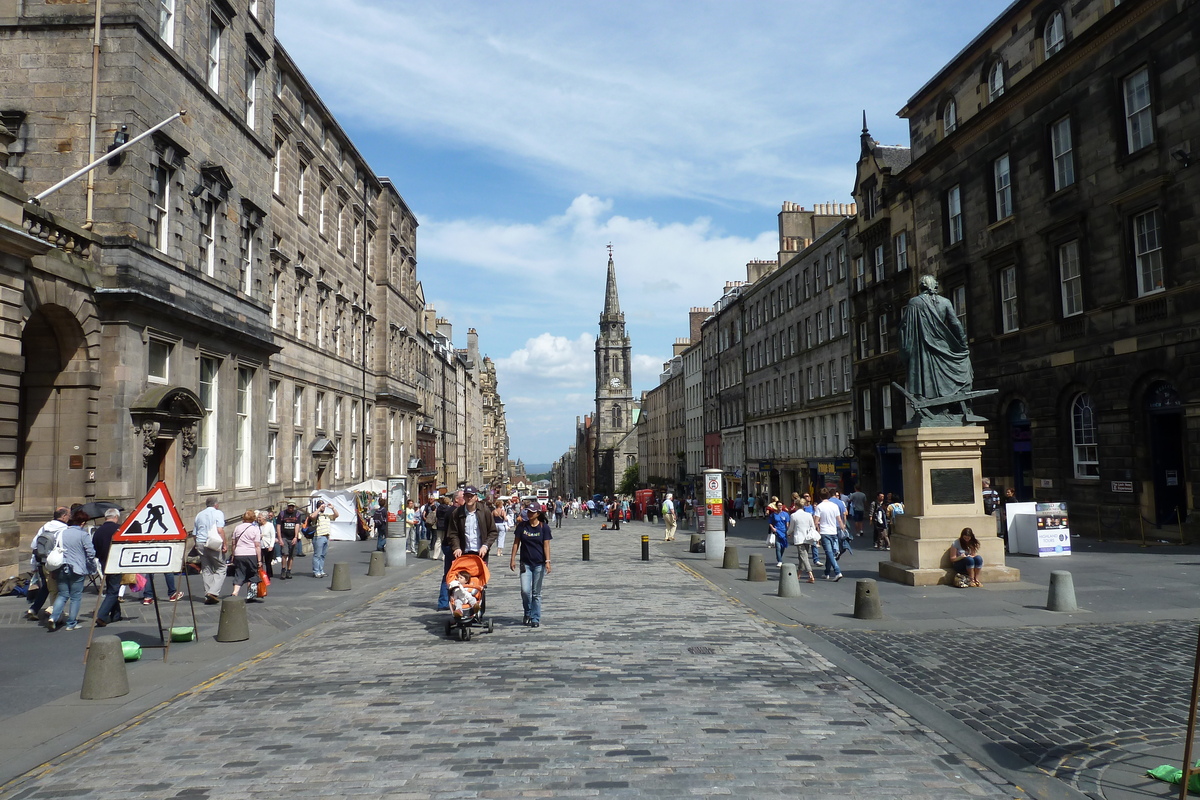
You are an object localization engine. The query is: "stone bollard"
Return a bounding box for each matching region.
[778,563,801,597]
[747,554,767,582]
[1047,570,1078,612]
[367,551,386,576]
[216,597,250,642]
[80,635,130,700]
[385,538,407,568]
[853,579,884,620]
[330,562,351,591]
[722,546,739,569]
[690,533,702,553]
[417,539,430,559]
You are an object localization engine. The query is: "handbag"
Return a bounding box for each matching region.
[203,533,223,552]
[256,567,269,598]
[44,530,66,571]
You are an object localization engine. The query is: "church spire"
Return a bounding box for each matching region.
[601,244,623,322]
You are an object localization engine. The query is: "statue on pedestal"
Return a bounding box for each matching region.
[894,274,995,426]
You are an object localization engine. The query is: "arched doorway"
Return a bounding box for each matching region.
[1008,400,1033,501]
[1146,381,1186,525]
[18,305,94,513]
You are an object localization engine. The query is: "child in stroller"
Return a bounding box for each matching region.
[444,553,493,640]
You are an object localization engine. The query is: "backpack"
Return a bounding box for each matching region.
[44,529,66,571]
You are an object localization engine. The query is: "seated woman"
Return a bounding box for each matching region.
[949,527,983,587]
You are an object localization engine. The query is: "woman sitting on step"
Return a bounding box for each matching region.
[949,527,983,587]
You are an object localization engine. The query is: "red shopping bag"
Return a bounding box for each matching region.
[256,567,269,598]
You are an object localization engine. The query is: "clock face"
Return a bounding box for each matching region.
[610,377,621,388]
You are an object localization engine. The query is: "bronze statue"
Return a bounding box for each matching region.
[895,275,994,426]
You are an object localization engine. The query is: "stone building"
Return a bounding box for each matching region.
[702,282,746,504]
[896,0,1199,531]
[682,328,704,492]
[0,0,500,578]
[637,342,686,491]
[592,252,637,496]
[848,122,917,498]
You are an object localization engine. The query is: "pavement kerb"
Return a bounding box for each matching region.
[0,561,441,790]
[676,555,1087,800]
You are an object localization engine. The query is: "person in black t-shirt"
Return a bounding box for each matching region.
[509,505,552,628]
[276,501,304,579]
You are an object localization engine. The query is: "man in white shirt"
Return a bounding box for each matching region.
[814,488,844,581]
[193,497,226,604]
[786,504,818,583]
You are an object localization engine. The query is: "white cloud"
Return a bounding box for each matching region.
[496,333,596,389]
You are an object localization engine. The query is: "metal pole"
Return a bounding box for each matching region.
[641,534,649,561]
[1179,623,1200,800]
[32,110,185,204]
[84,0,103,228]
[582,532,590,561]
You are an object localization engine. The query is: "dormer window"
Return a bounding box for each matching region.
[988,61,1005,102]
[1044,11,1065,58]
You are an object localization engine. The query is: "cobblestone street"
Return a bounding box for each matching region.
[3,518,1016,800]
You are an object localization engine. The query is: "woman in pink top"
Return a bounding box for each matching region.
[228,510,263,600]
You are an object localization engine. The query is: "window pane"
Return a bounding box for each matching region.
[1072,393,1099,478]
[1134,209,1164,295]
[1051,117,1074,191]
[1124,68,1153,152]
[1059,240,1083,317]
[994,154,1011,219]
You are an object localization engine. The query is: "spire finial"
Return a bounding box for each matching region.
[862,110,868,134]
[607,242,613,261]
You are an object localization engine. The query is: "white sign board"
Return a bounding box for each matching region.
[108,541,185,573]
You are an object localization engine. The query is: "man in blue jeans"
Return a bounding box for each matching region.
[814,488,844,581]
[436,490,465,610]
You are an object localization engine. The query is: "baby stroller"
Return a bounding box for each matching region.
[444,553,494,641]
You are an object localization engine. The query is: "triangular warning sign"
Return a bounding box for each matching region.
[112,481,189,542]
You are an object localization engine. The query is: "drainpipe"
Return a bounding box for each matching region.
[84,0,102,229]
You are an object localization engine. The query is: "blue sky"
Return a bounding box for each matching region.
[277,0,1009,466]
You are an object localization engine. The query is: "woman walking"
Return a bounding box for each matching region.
[510,505,553,628]
[44,508,97,631]
[767,498,790,568]
[492,499,509,557]
[228,510,263,600]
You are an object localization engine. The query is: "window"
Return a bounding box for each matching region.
[294,280,305,339]
[878,313,889,352]
[952,285,967,331]
[894,231,908,272]
[267,431,277,484]
[1058,240,1083,317]
[1000,266,1019,333]
[858,321,868,360]
[873,244,884,282]
[199,198,216,276]
[839,300,848,335]
[612,405,622,428]
[943,98,957,135]
[988,61,1005,102]
[319,185,327,234]
[994,154,1012,219]
[818,364,826,397]
[804,318,812,349]
[815,311,824,344]
[881,385,893,429]
[830,359,838,393]
[316,391,325,430]
[1124,67,1153,152]
[236,367,253,486]
[270,270,279,328]
[824,254,834,288]
[272,139,282,195]
[273,66,282,99]
[860,389,872,432]
[245,59,259,128]
[293,386,303,426]
[815,261,823,293]
[297,163,307,217]
[1134,208,1164,296]
[334,438,342,480]
[197,356,219,489]
[854,256,865,292]
[249,0,259,18]
[335,396,342,432]
[337,204,345,251]
[1051,116,1074,191]
[947,185,963,244]
[206,15,223,91]
[1071,393,1099,478]
[826,305,835,341]
[841,356,851,394]
[350,438,358,479]
[1044,11,1065,58]
[149,163,171,253]
[802,267,810,299]
[836,245,846,280]
[239,220,256,295]
[268,379,279,423]
[148,339,170,383]
[806,367,814,400]
[158,0,175,46]
[292,433,303,482]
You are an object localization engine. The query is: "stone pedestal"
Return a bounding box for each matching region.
[878,426,1020,587]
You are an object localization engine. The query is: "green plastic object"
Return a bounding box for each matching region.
[170,626,197,642]
[120,640,142,661]
[1147,764,1200,792]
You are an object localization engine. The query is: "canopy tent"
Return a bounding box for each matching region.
[308,490,359,541]
[347,479,387,493]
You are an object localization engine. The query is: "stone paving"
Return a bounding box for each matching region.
[815,619,1196,790]
[3,517,1018,799]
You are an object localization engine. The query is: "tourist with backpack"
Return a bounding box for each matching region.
[43,508,97,631]
[26,506,69,621]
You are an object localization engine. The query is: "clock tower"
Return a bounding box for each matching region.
[594,248,634,496]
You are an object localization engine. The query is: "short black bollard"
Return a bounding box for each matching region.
[641,534,649,561]
[582,533,591,561]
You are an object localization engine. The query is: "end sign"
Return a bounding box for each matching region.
[107,481,188,573]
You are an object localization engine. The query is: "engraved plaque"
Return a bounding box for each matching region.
[930,468,974,505]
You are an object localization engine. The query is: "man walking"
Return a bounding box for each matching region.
[276,501,304,579]
[662,493,678,541]
[442,486,497,610]
[848,488,867,538]
[92,508,123,626]
[814,488,844,581]
[193,497,226,603]
[27,507,70,621]
[553,496,565,528]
